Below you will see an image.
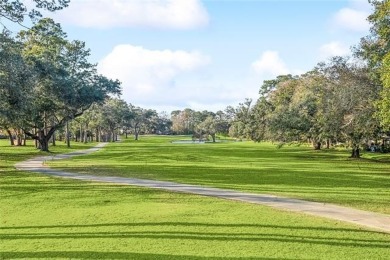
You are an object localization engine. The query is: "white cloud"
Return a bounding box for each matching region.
[98,44,211,106]
[251,51,290,77]
[348,0,372,12]
[320,41,350,59]
[98,45,259,112]
[331,0,371,32]
[49,0,209,29]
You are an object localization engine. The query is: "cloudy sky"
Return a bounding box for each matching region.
[36,0,372,112]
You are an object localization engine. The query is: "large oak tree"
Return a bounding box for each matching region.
[14,18,121,151]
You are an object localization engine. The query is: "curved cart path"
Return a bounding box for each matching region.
[15,143,390,234]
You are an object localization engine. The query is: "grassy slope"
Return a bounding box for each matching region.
[49,135,390,214]
[1,140,390,259]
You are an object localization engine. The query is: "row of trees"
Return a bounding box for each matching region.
[86,98,170,142]
[228,0,389,157]
[45,99,166,145]
[170,109,231,141]
[229,59,383,157]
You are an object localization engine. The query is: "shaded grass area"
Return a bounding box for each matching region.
[0,140,97,167]
[2,169,390,259]
[48,136,390,214]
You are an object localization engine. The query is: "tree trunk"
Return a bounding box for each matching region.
[33,128,38,149]
[23,126,59,152]
[52,130,56,146]
[95,128,100,142]
[84,128,88,143]
[314,141,321,150]
[22,131,26,146]
[16,135,22,146]
[350,145,360,158]
[79,124,83,143]
[13,129,22,146]
[39,138,49,152]
[66,120,70,148]
[134,123,140,141]
[6,129,14,146]
[326,139,330,149]
[211,133,216,143]
[37,130,50,152]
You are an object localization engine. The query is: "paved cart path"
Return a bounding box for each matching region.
[15,143,390,234]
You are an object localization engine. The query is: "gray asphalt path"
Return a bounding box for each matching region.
[15,143,390,234]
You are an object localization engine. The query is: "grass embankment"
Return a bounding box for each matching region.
[1,140,390,259]
[49,135,390,214]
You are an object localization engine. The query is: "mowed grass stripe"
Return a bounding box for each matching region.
[1,139,390,258]
[49,135,390,214]
[1,172,390,259]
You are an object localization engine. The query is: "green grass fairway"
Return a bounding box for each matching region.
[0,140,389,259]
[48,135,390,214]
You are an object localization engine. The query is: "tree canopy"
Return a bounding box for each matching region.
[0,0,69,26]
[0,18,121,151]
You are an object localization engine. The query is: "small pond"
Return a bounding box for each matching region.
[171,140,237,144]
[171,140,206,144]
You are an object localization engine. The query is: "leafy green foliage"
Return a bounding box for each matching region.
[0,32,33,129]
[129,105,159,140]
[0,0,69,26]
[99,98,129,141]
[356,0,390,72]
[228,99,254,140]
[237,56,382,157]
[1,18,121,151]
[196,116,217,142]
[377,53,390,130]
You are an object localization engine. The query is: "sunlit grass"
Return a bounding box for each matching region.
[1,138,390,258]
[48,135,390,214]
[2,163,390,258]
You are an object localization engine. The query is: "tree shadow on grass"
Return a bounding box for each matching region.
[0,251,298,259]
[0,222,372,233]
[2,223,389,258]
[1,229,389,249]
[0,221,385,235]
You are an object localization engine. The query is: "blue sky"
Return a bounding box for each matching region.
[26,0,373,112]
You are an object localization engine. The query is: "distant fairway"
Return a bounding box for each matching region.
[1,138,390,259]
[49,135,390,214]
